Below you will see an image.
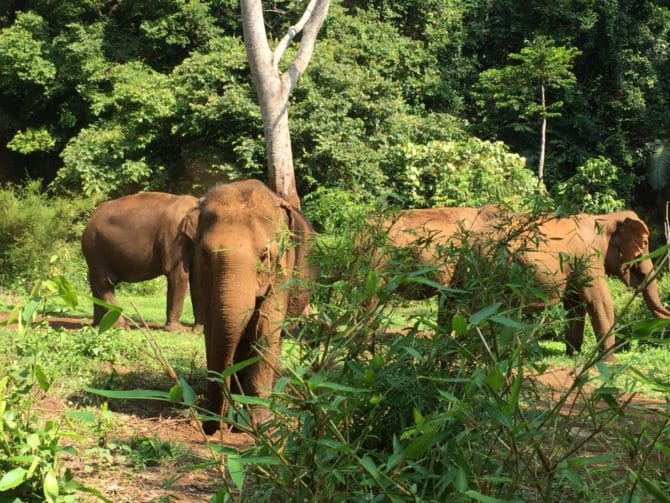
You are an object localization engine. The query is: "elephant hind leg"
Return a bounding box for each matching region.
[563,294,586,355]
[88,269,119,326]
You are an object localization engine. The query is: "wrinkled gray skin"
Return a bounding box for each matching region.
[182,180,316,434]
[81,192,204,331]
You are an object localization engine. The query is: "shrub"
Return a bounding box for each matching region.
[552,156,634,214]
[0,180,92,291]
[205,210,670,501]
[385,137,545,209]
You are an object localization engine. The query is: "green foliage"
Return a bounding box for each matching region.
[0,367,68,502]
[0,11,56,96]
[553,156,634,214]
[195,214,670,501]
[302,186,373,235]
[0,181,91,291]
[0,273,108,502]
[386,137,544,209]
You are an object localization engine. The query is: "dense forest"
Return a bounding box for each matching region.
[3,2,670,501]
[2,0,670,217]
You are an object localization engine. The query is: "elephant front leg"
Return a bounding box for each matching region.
[582,278,617,362]
[234,295,287,426]
[165,270,188,332]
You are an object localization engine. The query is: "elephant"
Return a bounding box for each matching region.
[181,179,316,434]
[486,210,670,360]
[372,204,501,300]
[81,192,204,332]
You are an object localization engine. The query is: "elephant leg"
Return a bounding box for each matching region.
[235,295,287,426]
[563,291,586,355]
[581,278,617,362]
[88,269,120,326]
[165,270,188,332]
[189,268,205,332]
[202,330,238,435]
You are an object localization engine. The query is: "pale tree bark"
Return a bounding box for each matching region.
[538,82,546,181]
[240,0,330,208]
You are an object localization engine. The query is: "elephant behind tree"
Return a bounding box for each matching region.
[486,210,670,360]
[182,179,316,434]
[81,192,204,331]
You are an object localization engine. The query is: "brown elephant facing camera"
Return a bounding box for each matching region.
[485,209,670,360]
[81,192,205,331]
[181,179,316,434]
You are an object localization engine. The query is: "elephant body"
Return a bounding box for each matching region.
[379,205,500,300]
[495,210,670,359]
[184,179,315,434]
[81,192,203,331]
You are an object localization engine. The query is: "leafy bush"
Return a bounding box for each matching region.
[552,156,634,214]
[0,275,106,502]
[201,212,670,501]
[385,137,545,209]
[0,180,91,291]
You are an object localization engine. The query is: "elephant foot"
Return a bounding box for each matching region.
[192,323,204,333]
[164,321,188,332]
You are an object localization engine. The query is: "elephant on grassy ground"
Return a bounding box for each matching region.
[81,192,204,332]
[490,210,670,360]
[182,179,316,434]
[372,205,501,300]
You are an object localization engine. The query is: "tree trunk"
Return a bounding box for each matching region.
[239,0,330,209]
[538,83,546,181]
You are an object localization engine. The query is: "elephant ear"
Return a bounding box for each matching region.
[278,200,317,316]
[180,206,200,241]
[617,217,650,262]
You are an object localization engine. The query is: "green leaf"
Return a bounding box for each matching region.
[65,410,97,423]
[22,298,42,324]
[210,357,262,381]
[55,275,78,309]
[464,490,509,503]
[365,269,378,296]
[455,467,468,492]
[469,303,502,326]
[229,394,269,406]
[179,377,196,405]
[168,384,183,403]
[638,475,670,503]
[451,314,468,335]
[486,367,505,391]
[566,454,615,468]
[84,387,169,400]
[359,456,380,482]
[34,364,50,392]
[490,314,526,329]
[227,453,244,492]
[43,470,59,502]
[98,309,121,334]
[0,467,27,491]
[404,432,435,460]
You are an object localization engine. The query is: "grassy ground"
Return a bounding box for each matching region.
[1,281,669,501]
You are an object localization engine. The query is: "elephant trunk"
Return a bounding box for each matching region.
[637,260,670,318]
[202,253,258,434]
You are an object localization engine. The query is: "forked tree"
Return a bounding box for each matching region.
[240,0,330,208]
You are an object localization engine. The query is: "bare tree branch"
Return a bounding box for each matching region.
[282,0,330,93]
[273,0,320,71]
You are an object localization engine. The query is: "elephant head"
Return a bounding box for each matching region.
[600,211,670,319]
[182,179,315,434]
